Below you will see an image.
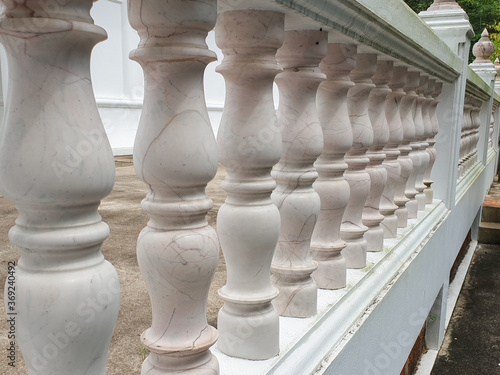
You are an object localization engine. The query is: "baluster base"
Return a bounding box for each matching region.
[424,183,434,204]
[380,214,398,238]
[416,193,426,210]
[217,300,279,360]
[406,200,418,219]
[396,206,409,228]
[271,268,317,318]
[311,242,347,289]
[364,224,384,252]
[142,350,219,375]
[340,231,368,269]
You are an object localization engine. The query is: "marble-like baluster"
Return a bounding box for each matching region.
[424,81,443,202]
[458,95,472,178]
[0,2,120,374]
[463,97,473,173]
[422,79,436,203]
[468,97,481,169]
[128,2,220,374]
[311,43,355,289]
[490,104,498,148]
[363,59,392,252]
[393,66,413,228]
[380,65,404,237]
[341,54,376,269]
[215,10,284,359]
[271,29,327,318]
[402,71,420,219]
[415,75,430,211]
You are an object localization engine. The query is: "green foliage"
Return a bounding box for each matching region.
[490,21,500,63]
[403,0,432,13]
[138,344,148,362]
[403,0,500,62]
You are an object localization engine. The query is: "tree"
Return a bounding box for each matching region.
[403,0,500,62]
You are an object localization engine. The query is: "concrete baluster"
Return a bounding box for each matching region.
[341,53,376,269]
[128,1,220,373]
[401,71,420,219]
[415,75,431,211]
[380,65,405,236]
[424,81,443,202]
[311,43,356,289]
[271,29,327,318]
[0,2,120,374]
[215,9,284,359]
[363,59,392,252]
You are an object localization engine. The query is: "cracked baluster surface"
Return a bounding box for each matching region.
[467,97,481,170]
[415,75,430,211]
[215,10,283,359]
[271,30,327,318]
[380,64,403,238]
[490,104,498,149]
[341,53,376,269]
[0,1,120,374]
[363,59,391,252]
[128,1,220,373]
[458,95,472,178]
[462,96,473,174]
[310,43,355,289]
[403,71,420,219]
[424,81,442,202]
[422,79,436,203]
[393,66,413,228]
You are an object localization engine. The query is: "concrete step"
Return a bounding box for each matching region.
[481,204,500,223]
[478,222,500,245]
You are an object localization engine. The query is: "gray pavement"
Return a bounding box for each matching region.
[431,176,500,375]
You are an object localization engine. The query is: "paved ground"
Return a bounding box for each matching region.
[431,243,500,375]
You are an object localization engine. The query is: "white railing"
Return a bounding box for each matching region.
[0,0,499,375]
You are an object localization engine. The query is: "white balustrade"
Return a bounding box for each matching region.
[341,53,376,268]
[393,66,413,228]
[311,43,356,289]
[380,65,405,236]
[424,81,443,202]
[215,9,284,359]
[271,29,327,318]
[363,59,392,252]
[0,1,120,374]
[128,1,220,373]
[415,75,431,211]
